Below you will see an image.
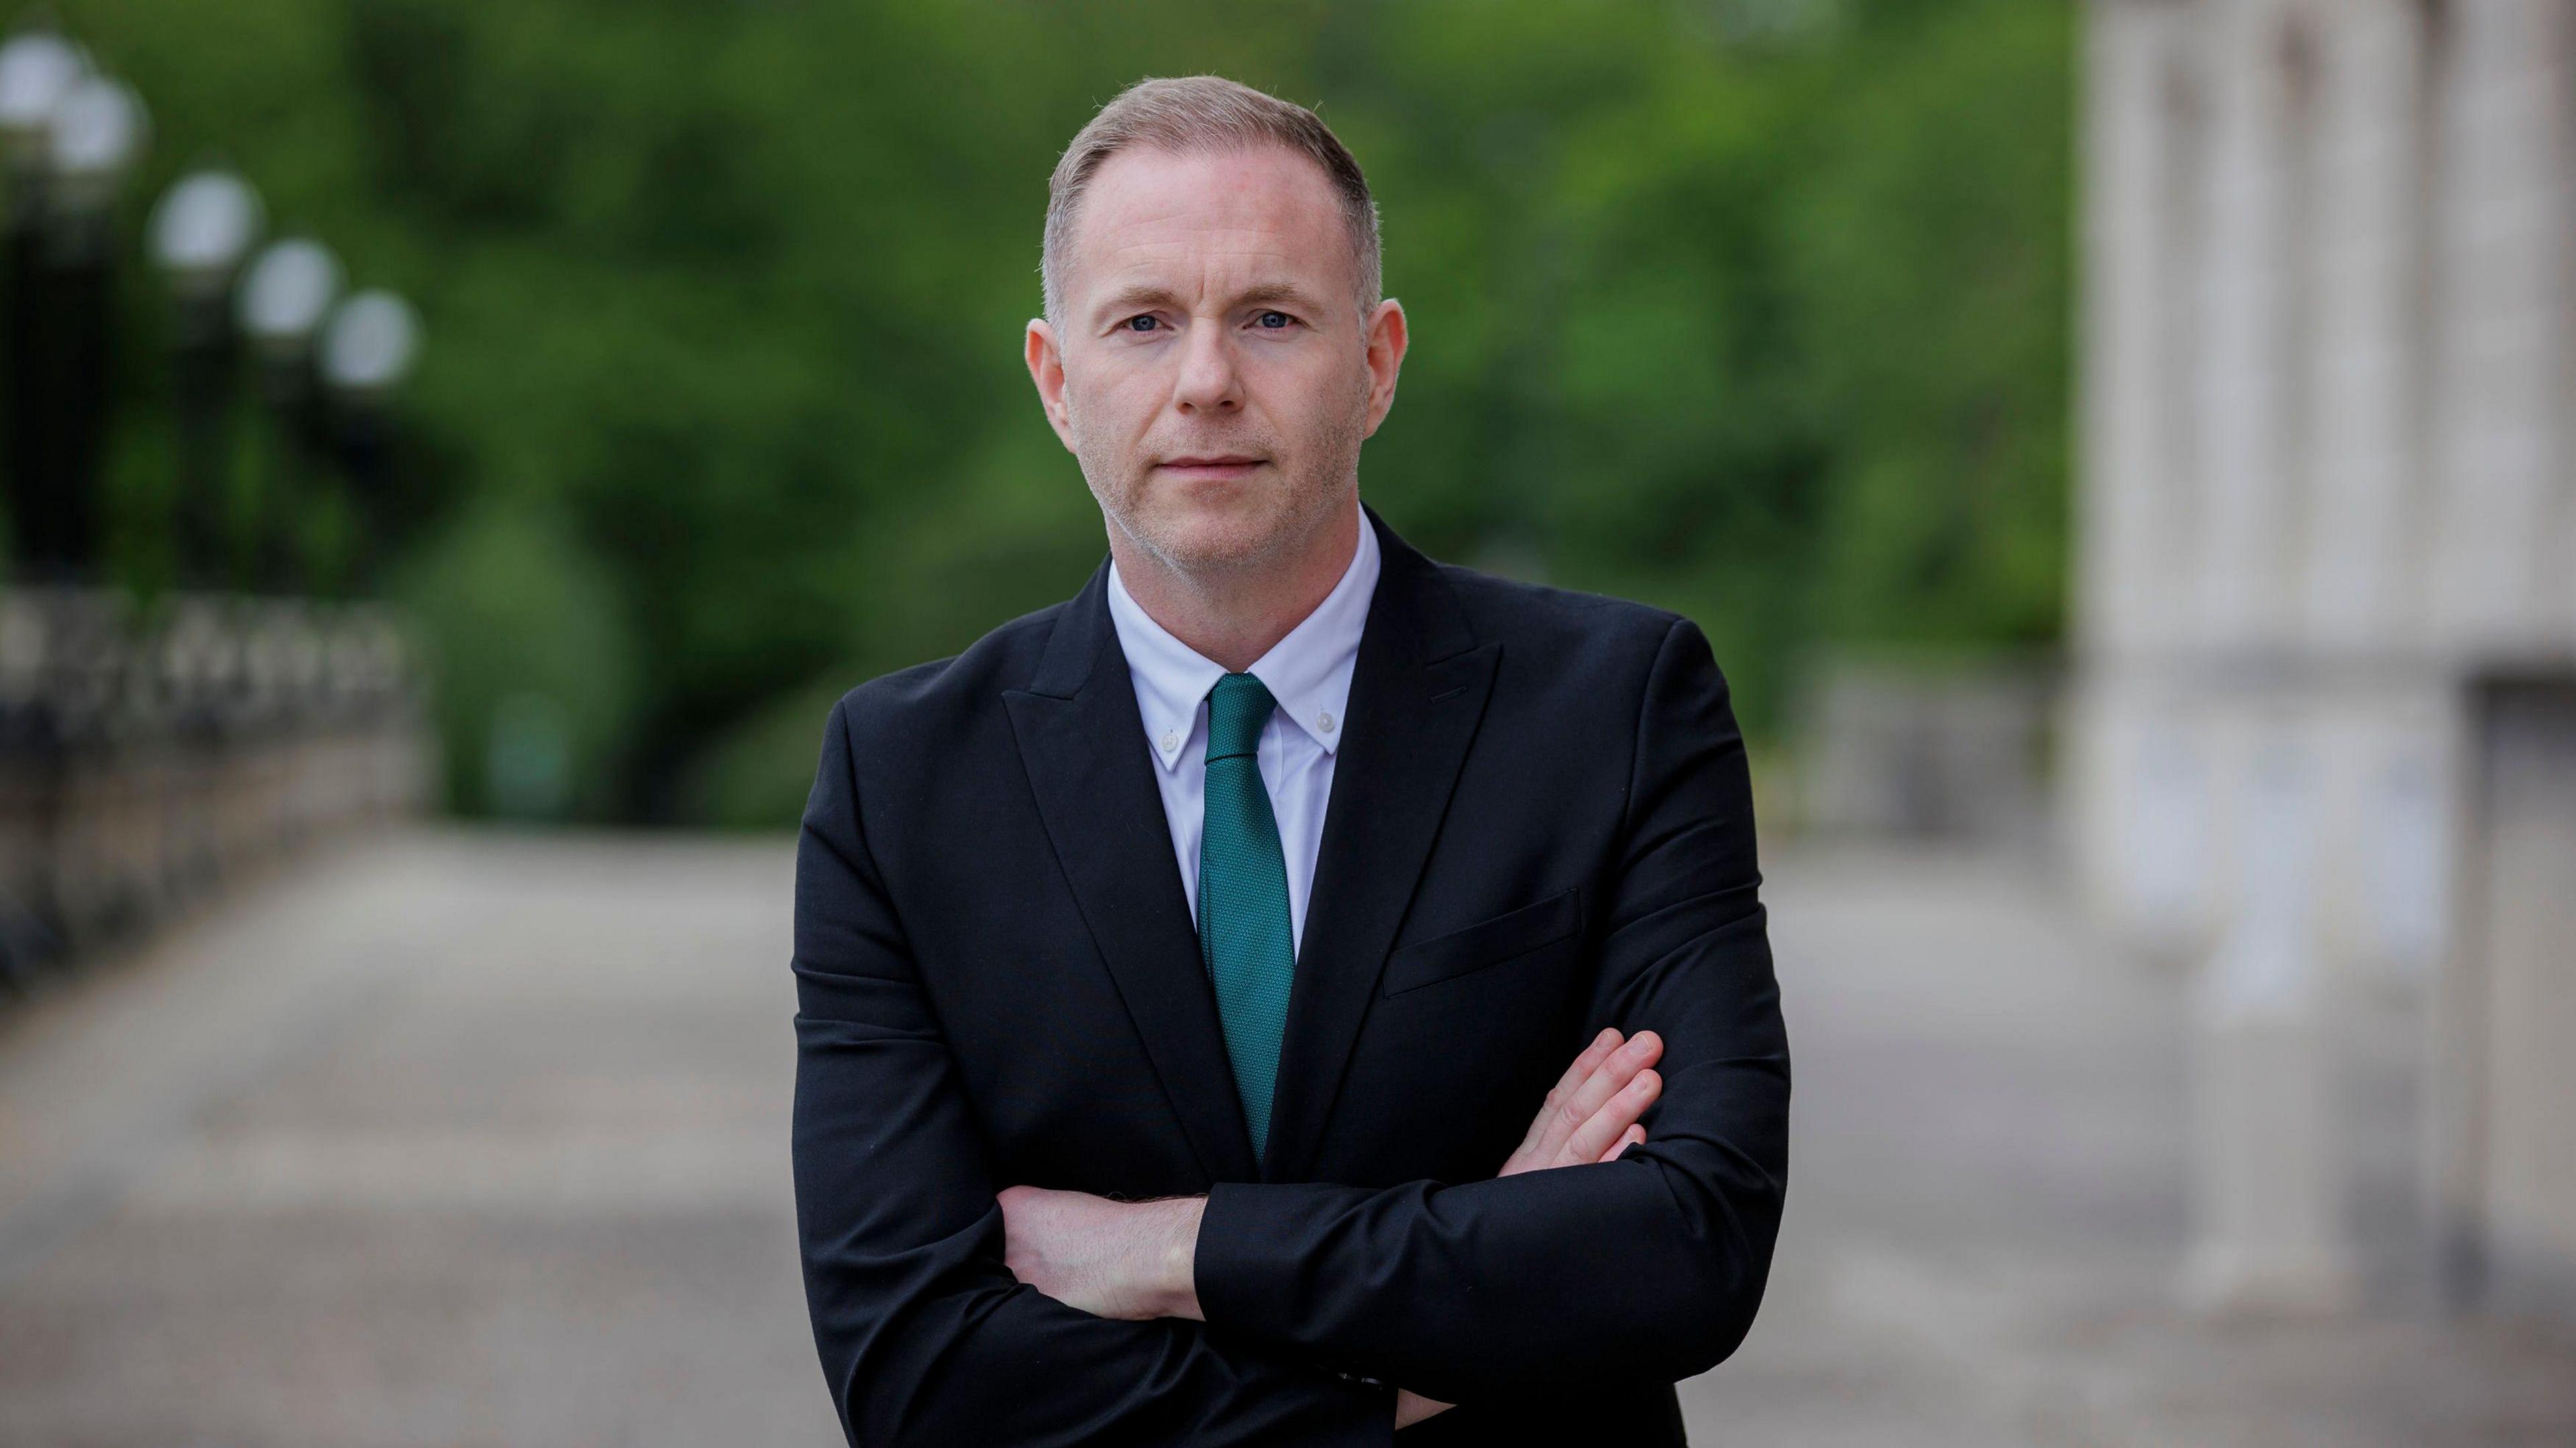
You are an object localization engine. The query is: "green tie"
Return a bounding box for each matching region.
[1197,671,1296,1166]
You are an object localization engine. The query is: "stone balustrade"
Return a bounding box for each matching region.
[0,586,434,990]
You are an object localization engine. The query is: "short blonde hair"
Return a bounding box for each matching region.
[1041,74,1383,326]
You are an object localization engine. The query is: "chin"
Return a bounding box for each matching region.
[1141,501,1295,573]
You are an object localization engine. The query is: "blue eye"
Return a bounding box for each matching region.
[1256,311,1291,329]
[1124,315,1159,332]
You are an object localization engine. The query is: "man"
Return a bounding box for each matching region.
[792,74,1788,1445]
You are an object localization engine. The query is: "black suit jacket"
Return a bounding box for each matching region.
[792,504,1789,1446]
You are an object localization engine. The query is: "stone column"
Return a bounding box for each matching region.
[2296,0,2455,1001]
[2186,712,2360,1311]
[2298,0,2429,652]
[2074,0,2223,947]
[2080,0,2182,662]
[2192,0,2299,657]
[2178,0,2361,1314]
[2424,0,2574,650]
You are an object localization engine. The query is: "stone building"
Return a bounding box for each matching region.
[2074,0,2576,1320]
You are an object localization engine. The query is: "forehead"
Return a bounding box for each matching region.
[1065,143,1354,302]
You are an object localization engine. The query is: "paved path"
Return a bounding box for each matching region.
[1722,850,2576,1447]
[0,827,2569,1445]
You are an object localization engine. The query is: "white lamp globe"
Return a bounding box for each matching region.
[236,236,343,353]
[320,289,421,396]
[150,168,266,292]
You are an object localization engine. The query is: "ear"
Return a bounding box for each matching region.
[1360,297,1408,439]
[1026,317,1076,452]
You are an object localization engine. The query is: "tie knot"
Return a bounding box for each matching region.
[1205,673,1276,761]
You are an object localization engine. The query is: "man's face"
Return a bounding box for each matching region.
[1026,144,1405,577]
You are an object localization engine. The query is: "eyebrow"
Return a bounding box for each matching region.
[1090,280,1324,327]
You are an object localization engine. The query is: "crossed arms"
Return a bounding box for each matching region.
[790,616,1790,1445]
[994,1024,1674,1433]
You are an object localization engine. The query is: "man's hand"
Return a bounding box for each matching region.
[1398,1027,1665,1430]
[996,1185,1205,1322]
[1396,1388,1452,1430]
[1498,1026,1662,1177]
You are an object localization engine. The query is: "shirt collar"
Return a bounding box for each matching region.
[1106,500,1380,773]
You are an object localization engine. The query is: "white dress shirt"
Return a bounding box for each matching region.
[1104,503,1381,956]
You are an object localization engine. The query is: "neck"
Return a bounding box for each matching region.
[1112,502,1362,673]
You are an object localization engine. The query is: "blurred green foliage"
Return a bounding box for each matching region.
[388,494,640,820]
[58,0,2070,826]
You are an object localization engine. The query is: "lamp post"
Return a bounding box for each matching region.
[25,68,147,584]
[148,168,264,590]
[233,236,339,594]
[0,30,84,579]
[317,288,418,594]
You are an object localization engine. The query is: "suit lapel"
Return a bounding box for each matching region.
[1004,560,1260,1185]
[1261,506,1499,1182]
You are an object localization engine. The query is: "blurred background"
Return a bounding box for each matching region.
[1,0,2573,1442]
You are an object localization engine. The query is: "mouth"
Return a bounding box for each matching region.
[1156,455,1266,479]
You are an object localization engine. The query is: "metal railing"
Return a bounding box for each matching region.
[0,586,435,991]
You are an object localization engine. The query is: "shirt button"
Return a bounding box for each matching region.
[1318,711,1335,732]
[1160,732,1178,753]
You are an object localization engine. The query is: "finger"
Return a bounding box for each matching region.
[1563,1068,1658,1166]
[1549,1029,1623,1113]
[1517,1028,1622,1156]
[1568,1071,1658,1165]
[1598,1123,1646,1164]
[1532,1032,1656,1162]
[1531,1030,1661,1166]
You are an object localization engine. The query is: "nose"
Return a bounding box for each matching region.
[1171,319,1243,416]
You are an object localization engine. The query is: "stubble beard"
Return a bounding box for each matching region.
[1075,378,1371,588]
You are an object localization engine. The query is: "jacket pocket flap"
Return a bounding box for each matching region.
[1381,887,1583,998]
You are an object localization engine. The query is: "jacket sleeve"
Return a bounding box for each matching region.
[792,694,1397,1447]
[1189,616,1790,1405]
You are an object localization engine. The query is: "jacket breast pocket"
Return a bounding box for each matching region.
[1380,887,1584,999]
